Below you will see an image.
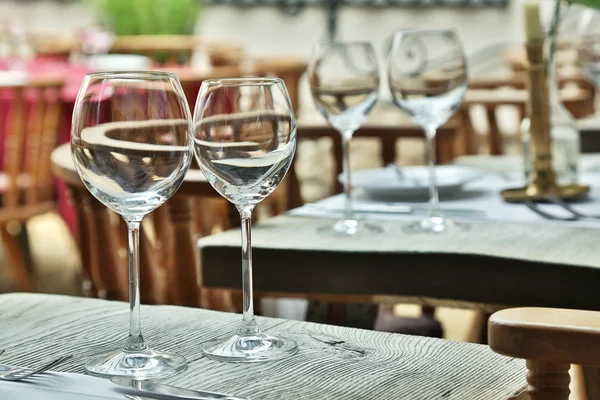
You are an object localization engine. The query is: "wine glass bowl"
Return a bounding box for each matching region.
[193,78,297,362]
[71,71,191,379]
[388,29,468,234]
[308,41,382,236]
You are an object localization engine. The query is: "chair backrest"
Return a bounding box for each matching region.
[110,35,198,66]
[248,58,306,114]
[28,34,77,61]
[1,76,64,209]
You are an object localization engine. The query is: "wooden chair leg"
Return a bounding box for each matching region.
[582,365,600,400]
[69,186,96,298]
[286,157,304,209]
[487,107,504,155]
[526,360,571,400]
[455,107,478,155]
[139,223,162,304]
[167,195,200,306]
[152,204,173,281]
[88,193,127,301]
[332,135,343,194]
[381,136,397,166]
[435,133,456,164]
[0,223,34,292]
[17,224,33,272]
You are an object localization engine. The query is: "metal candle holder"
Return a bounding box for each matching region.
[501,37,589,202]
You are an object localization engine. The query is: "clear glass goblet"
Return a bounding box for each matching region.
[387,29,468,234]
[193,77,298,362]
[71,71,192,379]
[308,41,382,237]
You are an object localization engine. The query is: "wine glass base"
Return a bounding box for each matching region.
[84,347,187,379]
[317,218,383,237]
[403,216,469,234]
[200,332,298,363]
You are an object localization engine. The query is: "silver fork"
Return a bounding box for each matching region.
[0,355,72,381]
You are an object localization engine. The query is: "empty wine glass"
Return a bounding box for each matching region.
[193,78,297,362]
[71,72,192,378]
[308,41,381,237]
[388,29,468,234]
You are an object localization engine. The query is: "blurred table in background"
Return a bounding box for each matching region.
[198,153,600,316]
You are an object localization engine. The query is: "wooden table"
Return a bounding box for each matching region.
[198,214,600,312]
[0,293,527,399]
[198,154,600,314]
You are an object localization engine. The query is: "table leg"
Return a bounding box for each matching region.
[68,186,96,298]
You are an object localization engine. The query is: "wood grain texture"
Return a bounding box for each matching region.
[198,215,600,311]
[0,293,527,400]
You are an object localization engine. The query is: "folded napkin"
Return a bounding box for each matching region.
[0,371,139,400]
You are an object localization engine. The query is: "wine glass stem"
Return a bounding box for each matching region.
[237,205,259,335]
[424,127,440,217]
[124,218,147,352]
[341,130,354,221]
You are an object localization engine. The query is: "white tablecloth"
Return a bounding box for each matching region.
[290,170,600,229]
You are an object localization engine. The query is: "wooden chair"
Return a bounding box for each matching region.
[0,76,64,292]
[109,35,244,67]
[460,81,593,156]
[28,34,77,61]
[109,35,197,66]
[489,307,600,400]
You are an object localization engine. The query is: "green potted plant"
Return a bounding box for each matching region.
[88,0,203,64]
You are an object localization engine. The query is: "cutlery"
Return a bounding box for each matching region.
[0,355,72,381]
[304,202,487,218]
[546,194,600,219]
[523,200,578,221]
[112,378,248,400]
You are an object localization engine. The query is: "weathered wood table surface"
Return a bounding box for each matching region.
[0,293,526,399]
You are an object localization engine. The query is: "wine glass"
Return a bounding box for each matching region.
[193,78,298,362]
[387,29,468,234]
[71,72,192,378]
[308,41,381,237]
